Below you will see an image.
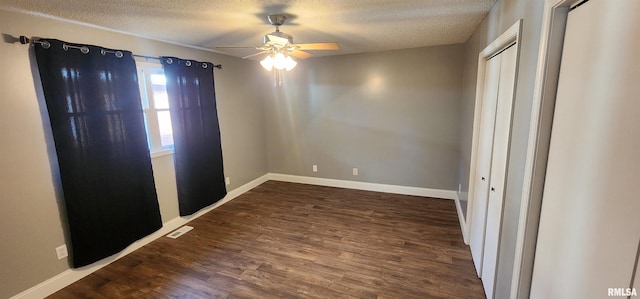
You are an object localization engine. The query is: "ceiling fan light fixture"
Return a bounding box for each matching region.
[260,55,274,71]
[260,52,296,72]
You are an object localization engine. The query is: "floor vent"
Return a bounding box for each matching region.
[166,225,194,239]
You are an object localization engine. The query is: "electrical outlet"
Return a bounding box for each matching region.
[353,168,358,176]
[312,165,318,172]
[225,177,230,186]
[55,244,68,260]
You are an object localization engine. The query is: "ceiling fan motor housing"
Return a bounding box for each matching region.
[264,14,293,45]
[263,31,294,45]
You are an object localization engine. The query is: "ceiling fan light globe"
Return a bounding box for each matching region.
[273,53,287,70]
[260,55,274,71]
[285,56,297,71]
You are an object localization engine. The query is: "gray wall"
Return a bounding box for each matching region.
[0,9,269,298]
[266,45,464,190]
[457,0,545,297]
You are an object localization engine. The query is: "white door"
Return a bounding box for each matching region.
[470,54,502,275]
[531,0,640,298]
[481,44,518,299]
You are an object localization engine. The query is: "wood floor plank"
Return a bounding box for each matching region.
[48,181,485,298]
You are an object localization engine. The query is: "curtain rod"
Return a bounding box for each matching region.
[18,35,222,69]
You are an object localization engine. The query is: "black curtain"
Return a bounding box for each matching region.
[161,57,226,216]
[34,39,162,267]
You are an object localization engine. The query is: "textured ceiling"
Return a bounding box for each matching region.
[1,0,495,58]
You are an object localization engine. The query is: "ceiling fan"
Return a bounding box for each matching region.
[215,14,339,73]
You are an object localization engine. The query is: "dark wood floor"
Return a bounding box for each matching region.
[49,181,485,298]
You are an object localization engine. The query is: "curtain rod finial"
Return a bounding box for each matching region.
[1,33,22,44]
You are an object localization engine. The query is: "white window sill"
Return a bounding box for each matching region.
[150,149,174,159]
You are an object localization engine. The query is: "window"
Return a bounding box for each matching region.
[136,61,174,153]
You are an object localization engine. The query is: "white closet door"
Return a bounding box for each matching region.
[531,0,640,298]
[481,44,518,299]
[470,54,502,276]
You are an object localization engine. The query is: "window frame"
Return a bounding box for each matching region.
[135,60,174,156]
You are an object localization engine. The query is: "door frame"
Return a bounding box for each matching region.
[510,0,581,297]
[465,19,522,247]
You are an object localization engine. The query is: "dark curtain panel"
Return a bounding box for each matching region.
[161,57,226,216]
[34,39,162,267]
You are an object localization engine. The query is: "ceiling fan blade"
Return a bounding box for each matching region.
[215,46,258,49]
[242,51,269,59]
[214,46,257,50]
[289,50,313,59]
[295,42,339,51]
[266,34,290,46]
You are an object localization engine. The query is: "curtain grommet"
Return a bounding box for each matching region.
[185,61,192,67]
[100,49,123,58]
[62,44,89,54]
[202,63,208,69]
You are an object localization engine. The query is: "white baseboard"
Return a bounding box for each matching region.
[267,173,456,200]
[455,191,469,244]
[10,174,270,299]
